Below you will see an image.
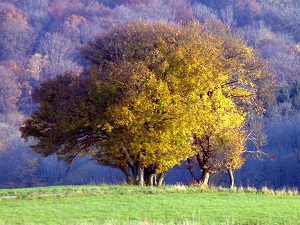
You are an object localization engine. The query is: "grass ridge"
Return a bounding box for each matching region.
[0,184,298,200]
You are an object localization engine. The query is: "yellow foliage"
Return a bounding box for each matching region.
[21,21,274,184]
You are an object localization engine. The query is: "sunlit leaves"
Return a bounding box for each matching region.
[91,60,192,173]
[21,20,273,185]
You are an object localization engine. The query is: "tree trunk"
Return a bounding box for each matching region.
[200,169,210,185]
[195,135,211,186]
[133,162,145,186]
[144,170,153,186]
[157,172,166,186]
[126,161,165,186]
[149,174,155,186]
[138,165,144,186]
[228,169,234,188]
[144,164,156,186]
[120,168,134,185]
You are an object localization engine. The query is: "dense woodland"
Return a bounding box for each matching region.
[0,0,299,188]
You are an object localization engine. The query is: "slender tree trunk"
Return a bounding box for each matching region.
[144,164,156,186]
[200,169,210,185]
[128,161,165,186]
[144,170,153,186]
[228,169,234,188]
[150,174,155,186]
[121,168,134,185]
[148,174,155,186]
[145,172,166,186]
[199,152,210,186]
[133,162,140,185]
[195,135,211,186]
[138,165,144,186]
[157,172,166,186]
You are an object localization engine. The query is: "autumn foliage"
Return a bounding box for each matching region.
[20,21,273,186]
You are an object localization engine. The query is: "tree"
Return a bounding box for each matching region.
[82,21,250,186]
[191,3,219,24]
[62,15,88,44]
[219,6,236,28]
[187,88,246,186]
[0,63,22,122]
[0,12,35,64]
[114,0,193,23]
[18,0,51,32]
[186,21,275,186]
[27,53,50,83]
[21,21,273,186]
[38,32,82,79]
[235,0,261,26]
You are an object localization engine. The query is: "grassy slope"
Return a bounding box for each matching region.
[0,185,299,225]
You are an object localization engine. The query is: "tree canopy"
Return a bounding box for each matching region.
[20,21,274,186]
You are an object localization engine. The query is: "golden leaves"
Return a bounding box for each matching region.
[21,20,274,180]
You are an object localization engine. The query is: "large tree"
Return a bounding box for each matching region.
[20,21,273,186]
[82,21,256,185]
[21,22,196,186]
[187,21,275,186]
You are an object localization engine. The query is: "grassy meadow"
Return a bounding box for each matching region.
[0,185,299,225]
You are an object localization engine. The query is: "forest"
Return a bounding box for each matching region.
[0,0,299,188]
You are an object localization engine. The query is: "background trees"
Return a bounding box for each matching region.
[0,3,35,64]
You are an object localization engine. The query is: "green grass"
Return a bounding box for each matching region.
[0,185,299,225]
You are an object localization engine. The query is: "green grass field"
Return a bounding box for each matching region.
[0,185,299,225]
